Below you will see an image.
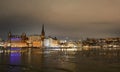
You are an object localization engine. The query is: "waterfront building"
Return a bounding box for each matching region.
[7,32,28,47]
[44,36,59,47]
[67,41,76,47]
[27,35,42,47]
[27,24,46,47]
[82,37,120,49]
[5,24,46,48]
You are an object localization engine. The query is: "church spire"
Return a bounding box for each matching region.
[41,24,45,36]
[41,24,45,41]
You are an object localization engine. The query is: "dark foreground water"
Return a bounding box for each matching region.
[0,47,120,72]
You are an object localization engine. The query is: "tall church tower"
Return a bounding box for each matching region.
[41,24,45,41]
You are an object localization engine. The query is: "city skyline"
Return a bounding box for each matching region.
[0,0,120,40]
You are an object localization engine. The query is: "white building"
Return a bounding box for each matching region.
[44,37,59,47]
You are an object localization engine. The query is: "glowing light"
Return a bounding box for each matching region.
[11,38,21,41]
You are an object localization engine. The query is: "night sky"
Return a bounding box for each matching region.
[0,0,120,40]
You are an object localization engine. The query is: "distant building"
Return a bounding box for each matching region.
[0,38,4,47]
[27,35,42,47]
[59,40,82,48]
[28,35,41,42]
[6,24,46,48]
[8,32,28,42]
[44,36,59,47]
[7,32,28,47]
[27,24,46,47]
[82,37,120,48]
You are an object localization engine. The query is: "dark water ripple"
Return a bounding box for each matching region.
[0,47,120,72]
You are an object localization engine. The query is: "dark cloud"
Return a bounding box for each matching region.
[0,0,120,40]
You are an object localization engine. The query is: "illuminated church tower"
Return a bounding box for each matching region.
[41,24,45,41]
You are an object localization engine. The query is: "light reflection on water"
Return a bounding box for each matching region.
[0,47,120,72]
